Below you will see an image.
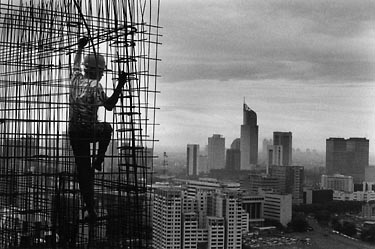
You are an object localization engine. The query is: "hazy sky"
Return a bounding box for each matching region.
[156,0,375,153]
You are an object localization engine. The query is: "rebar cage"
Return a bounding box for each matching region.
[0,0,160,248]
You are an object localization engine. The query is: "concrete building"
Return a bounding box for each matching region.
[321,174,354,192]
[187,144,200,176]
[226,138,241,171]
[346,138,369,182]
[244,174,281,195]
[326,137,369,183]
[208,134,225,171]
[226,149,241,172]
[242,195,265,228]
[152,187,183,249]
[152,179,244,249]
[240,103,258,170]
[273,132,292,166]
[207,217,225,249]
[210,191,242,249]
[261,138,273,164]
[263,193,292,227]
[270,165,304,205]
[267,145,283,167]
[176,178,241,199]
[182,212,207,249]
[326,138,347,175]
[198,155,208,174]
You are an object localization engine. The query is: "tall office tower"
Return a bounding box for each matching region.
[267,145,283,173]
[199,155,209,174]
[346,138,369,183]
[240,103,259,170]
[211,191,243,249]
[208,134,225,170]
[262,138,273,162]
[270,165,304,205]
[326,138,347,175]
[226,138,241,171]
[326,137,369,183]
[187,144,200,176]
[153,187,183,249]
[273,132,293,166]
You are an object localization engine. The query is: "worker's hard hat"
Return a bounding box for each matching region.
[82,53,106,70]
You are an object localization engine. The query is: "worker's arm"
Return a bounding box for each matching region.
[73,37,88,71]
[103,72,127,111]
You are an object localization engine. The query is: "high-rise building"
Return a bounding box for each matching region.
[208,134,225,170]
[346,138,369,182]
[240,103,258,170]
[326,138,347,175]
[270,165,304,205]
[210,191,242,249]
[207,217,225,249]
[261,138,273,163]
[187,144,200,176]
[153,187,183,249]
[198,155,209,174]
[267,145,283,167]
[326,137,369,183]
[226,138,241,171]
[273,132,292,166]
[182,212,207,249]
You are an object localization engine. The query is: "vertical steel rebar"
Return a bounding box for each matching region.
[0,1,160,248]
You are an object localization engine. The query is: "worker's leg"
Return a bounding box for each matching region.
[92,122,113,171]
[69,127,96,219]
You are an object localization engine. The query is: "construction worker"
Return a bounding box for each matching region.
[69,37,126,222]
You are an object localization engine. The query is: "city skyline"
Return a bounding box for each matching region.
[156,0,375,155]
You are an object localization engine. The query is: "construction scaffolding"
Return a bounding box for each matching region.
[0,0,160,248]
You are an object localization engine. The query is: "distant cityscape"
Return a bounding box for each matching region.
[151,103,375,248]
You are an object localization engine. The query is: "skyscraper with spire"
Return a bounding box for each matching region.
[240,103,259,170]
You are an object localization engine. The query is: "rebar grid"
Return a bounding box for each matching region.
[0,0,160,248]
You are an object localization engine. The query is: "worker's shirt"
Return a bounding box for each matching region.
[69,69,108,124]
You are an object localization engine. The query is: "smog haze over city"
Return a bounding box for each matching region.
[156,0,375,158]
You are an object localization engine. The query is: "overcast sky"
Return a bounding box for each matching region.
[155,0,375,154]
